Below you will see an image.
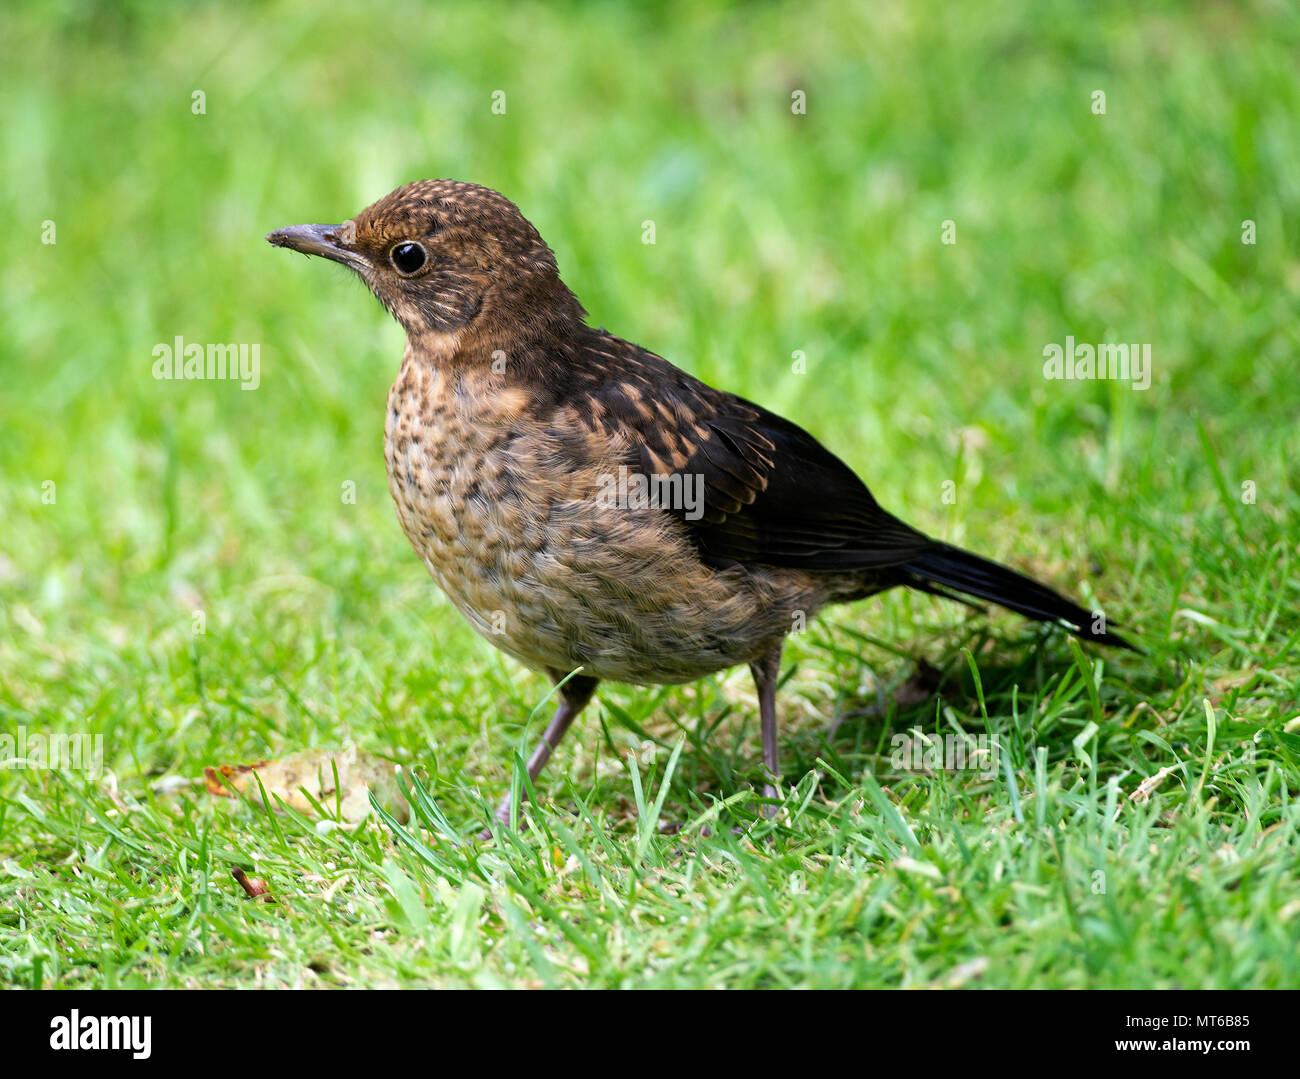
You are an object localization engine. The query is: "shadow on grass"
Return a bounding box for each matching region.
[598,625,1173,828]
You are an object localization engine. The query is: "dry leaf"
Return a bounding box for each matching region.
[204,745,410,826]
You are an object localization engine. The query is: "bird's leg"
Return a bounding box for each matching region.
[749,642,784,816]
[489,671,598,830]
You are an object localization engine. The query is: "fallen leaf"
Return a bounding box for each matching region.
[204,745,410,826]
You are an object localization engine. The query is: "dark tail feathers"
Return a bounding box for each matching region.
[903,542,1138,651]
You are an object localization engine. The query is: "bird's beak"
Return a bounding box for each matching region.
[265,223,367,269]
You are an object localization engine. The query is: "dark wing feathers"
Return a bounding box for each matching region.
[574,342,934,571]
[561,334,1134,649]
[673,415,767,520]
[691,404,934,569]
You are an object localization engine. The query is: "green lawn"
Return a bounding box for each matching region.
[2,0,1298,989]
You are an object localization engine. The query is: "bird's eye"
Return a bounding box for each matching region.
[389,241,428,275]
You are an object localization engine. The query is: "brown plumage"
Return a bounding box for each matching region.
[268,179,1134,826]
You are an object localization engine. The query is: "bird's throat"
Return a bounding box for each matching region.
[406,328,465,367]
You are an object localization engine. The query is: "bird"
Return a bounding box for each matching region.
[267,179,1134,827]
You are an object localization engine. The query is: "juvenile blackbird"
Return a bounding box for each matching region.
[268,179,1133,824]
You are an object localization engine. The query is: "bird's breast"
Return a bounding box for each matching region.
[381,353,827,684]
[383,355,583,659]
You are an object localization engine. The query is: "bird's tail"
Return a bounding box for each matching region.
[902,542,1137,651]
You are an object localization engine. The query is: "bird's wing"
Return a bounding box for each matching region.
[572,345,934,572]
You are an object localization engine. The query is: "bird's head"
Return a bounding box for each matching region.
[267,179,584,345]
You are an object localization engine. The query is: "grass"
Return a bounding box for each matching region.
[1,0,1298,989]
